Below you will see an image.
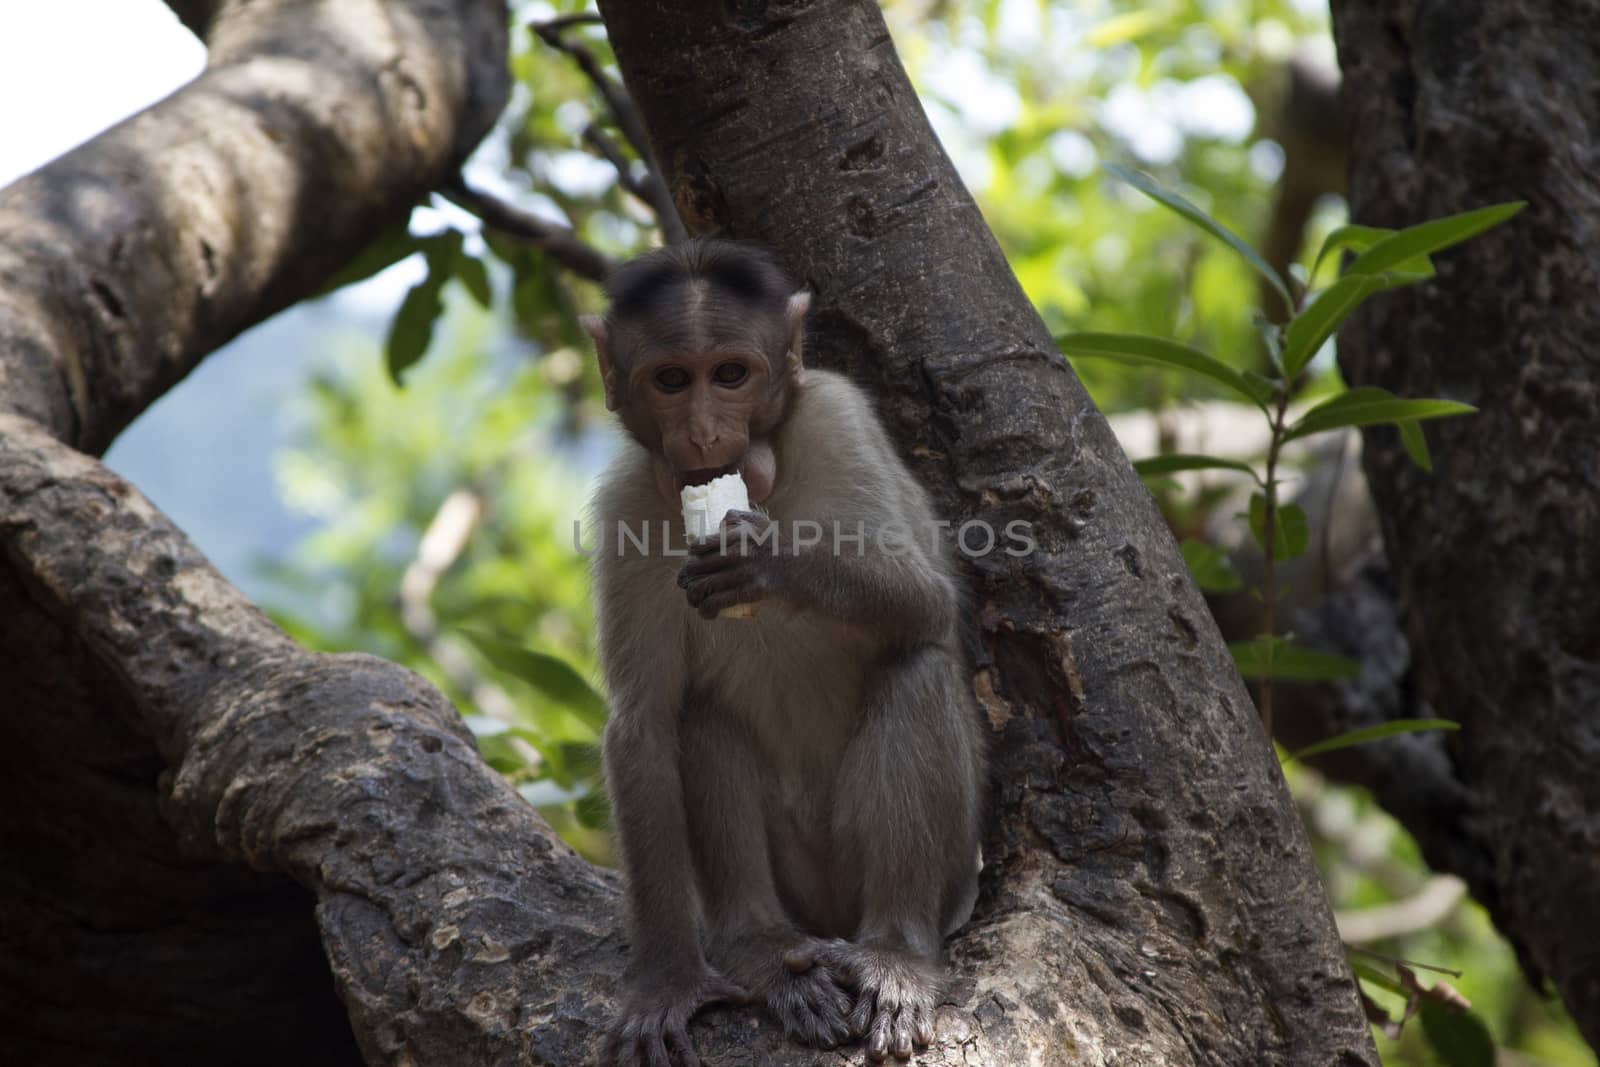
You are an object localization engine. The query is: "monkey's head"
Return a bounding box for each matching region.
[581,239,809,506]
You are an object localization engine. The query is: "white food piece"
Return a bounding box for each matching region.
[679,472,758,619]
[680,472,751,542]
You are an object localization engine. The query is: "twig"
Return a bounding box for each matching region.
[1347,944,1465,979]
[534,12,603,34]
[1259,382,1292,737]
[399,488,542,768]
[443,178,613,282]
[582,124,685,241]
[1336,876,1467,944]
[531,17,688,243]
[582,123,646,200]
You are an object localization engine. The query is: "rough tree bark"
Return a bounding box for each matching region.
[1332,0,1600,1047]
[0,1,1377,1064]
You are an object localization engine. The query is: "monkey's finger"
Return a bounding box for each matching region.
[848,990,876,1038]
[705,977,750,1006]
[642,1029,672,1067]
[913,1003,935,1046]
[683,569,746,608]
[679,551,740,579]
[783,945,819,973]
[866,1009,893,1062]
[696,587,762,618]
[890,1008,915,1060]
[663,1023,700,1067]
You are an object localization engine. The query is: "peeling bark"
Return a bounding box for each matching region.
[0,0,1380,1064]
[1332,0,1600,1045]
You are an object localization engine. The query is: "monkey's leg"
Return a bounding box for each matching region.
[828,646,981,1062]
[600,709,745,1067]
[680,706,856,1049]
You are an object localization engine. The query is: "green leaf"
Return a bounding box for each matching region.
[575,789,612,830]
[1311,224,1434,282]
[1350,961,1409,998]
[385,278,445,385]
[1133,454,1261,480]
[1347,202,1526,278]
[1281,274,1383,378]
[421,228,465,271]
[1419,1002,1495,1067]
[1057,331,1273,411]
[1105,162,1293,309]
[316,223,421,297]
[1248,495,1309,561]
[1397,419,1432,472]
[1253,315,1284,372]
[1180,538,1242,594]
[1231,637,1359,682]
[1283,387,1476,443]
[457,253,493,309]
[1286,718,1460,763]
[458,629,609,732]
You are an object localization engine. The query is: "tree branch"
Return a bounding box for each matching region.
[597,1,1377,1063]
[0,0,510,455]
[442,178,614,282]
[531,16,687,242]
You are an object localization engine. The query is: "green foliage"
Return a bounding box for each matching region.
[1230,635,1357,682]
[1056,330,1272,410]
[263,309,609,860]
[1420,1002,1496,1067]
[1284,719,1460,763]
[1104,161,1292,308]
[460,628,608,732]
[1283,388,1477,444]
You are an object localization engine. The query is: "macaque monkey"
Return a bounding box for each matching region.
[582,240,983,1066]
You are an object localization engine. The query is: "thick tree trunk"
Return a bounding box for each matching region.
[0,1,1377,1064]
[1331,0,1600,1047]
[598,2,1376,1064]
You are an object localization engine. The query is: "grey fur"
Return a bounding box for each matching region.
[591,369,984,1066]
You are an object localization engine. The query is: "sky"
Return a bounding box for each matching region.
[0,2,205,187]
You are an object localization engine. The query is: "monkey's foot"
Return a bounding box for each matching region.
[600,968,747,1067]
[713,931,857,1048]
[768,937,857,1048]
[822,944,943,1062]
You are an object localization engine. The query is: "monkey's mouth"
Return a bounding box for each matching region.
[678,464,739,489]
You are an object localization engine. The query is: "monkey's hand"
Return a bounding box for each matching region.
[817,944,944,1063]
[677,510,782,620]
[600,967,747,1067]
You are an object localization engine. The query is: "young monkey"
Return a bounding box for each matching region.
[584,240,983,1067]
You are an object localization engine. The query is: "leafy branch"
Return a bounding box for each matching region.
[1058,167,1521,740]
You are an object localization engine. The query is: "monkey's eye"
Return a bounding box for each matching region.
[712,362,748,386]
[654,367,691,392]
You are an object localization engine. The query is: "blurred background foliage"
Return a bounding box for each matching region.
[249,1,1592,1062]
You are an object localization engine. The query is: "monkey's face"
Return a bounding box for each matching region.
[623,339,787,504]
[598,290,796,506]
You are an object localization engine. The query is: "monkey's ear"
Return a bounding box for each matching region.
[784,291,811,384]
[580,313,623,412]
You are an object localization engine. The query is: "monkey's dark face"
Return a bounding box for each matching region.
[625,337,786,500]
[598,282,798,505]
